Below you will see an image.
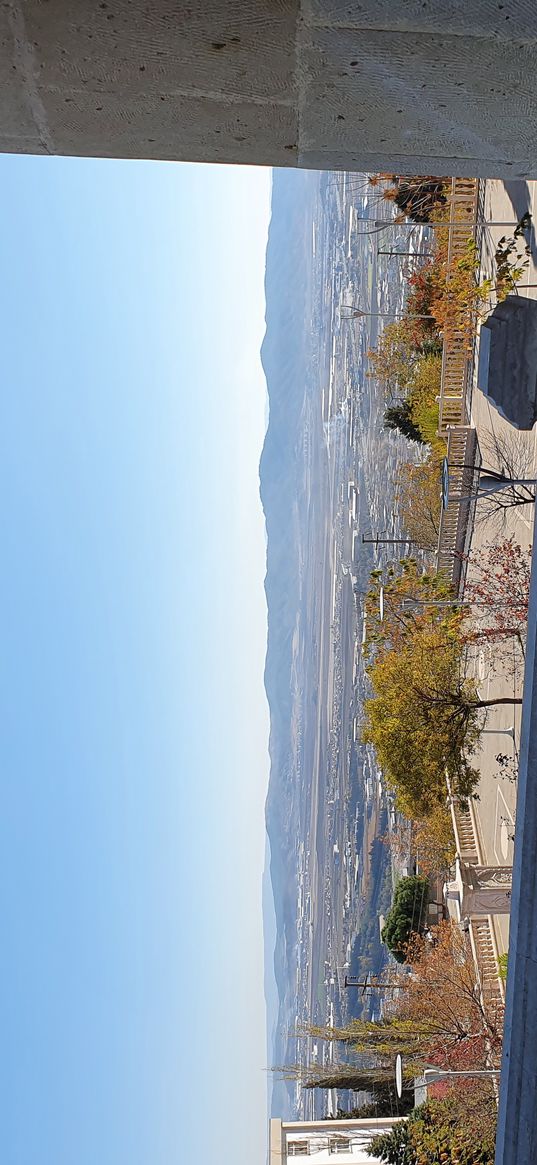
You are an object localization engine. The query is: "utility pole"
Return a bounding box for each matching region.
[344,974,399,993]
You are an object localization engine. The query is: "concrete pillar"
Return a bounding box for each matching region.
[2,1,537,176]
[445,860,513,917]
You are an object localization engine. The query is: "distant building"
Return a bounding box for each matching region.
[269,1117,402,1165]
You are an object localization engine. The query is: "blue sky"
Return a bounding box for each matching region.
[0,156,272,1164]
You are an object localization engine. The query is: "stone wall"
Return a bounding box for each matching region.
[2,0,537,176]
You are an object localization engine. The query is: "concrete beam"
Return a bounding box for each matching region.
[2,1,537,176]
[496,519,537,1165]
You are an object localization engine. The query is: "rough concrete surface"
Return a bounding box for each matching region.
[2,0,537,174]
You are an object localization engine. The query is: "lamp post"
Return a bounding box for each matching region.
[377,248,432,258]
[400,596,525,611]
[340,305,435,322]
[423,1067,501,1085]
[357,217,523,238]
[394,1053,500,1098]
[441,457,537,509]
[480,726,515,738]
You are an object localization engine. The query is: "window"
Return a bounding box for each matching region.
[288,1142,310,1157]
[329,1138,351,1155]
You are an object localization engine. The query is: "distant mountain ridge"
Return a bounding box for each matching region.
[259,171,315,1103]
[260,169,311,748]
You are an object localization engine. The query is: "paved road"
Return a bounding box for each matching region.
[466,178,537,953]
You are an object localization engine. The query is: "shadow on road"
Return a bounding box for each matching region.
[502,180,537,263]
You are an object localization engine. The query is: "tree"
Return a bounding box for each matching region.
[391,176,448,223]
[367,320,422,398]
[306,1013,438,1063]
[384,400,425,443]
[363,614,521,816]
[396,457,443,551]
[368,1120,414,1165]
[381,876,429,962]
[273,1062,407,1098]
[462,537,531,657]
[474,427,537,526]
[369,1089,497,1165]
[406,353,443,450]
[367,174,448,224]
[364,557,455,659]
[306,923,503,1069]
[393,922,504,1064]
[381,814,455,881]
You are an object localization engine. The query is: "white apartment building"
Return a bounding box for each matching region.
[269,1117,403,1165]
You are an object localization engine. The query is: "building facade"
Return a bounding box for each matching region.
[269,1117,402,1165]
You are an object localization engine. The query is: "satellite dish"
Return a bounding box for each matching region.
[395,1053,403,1099]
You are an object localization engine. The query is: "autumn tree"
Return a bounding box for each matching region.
[382,353,443,447]
[391,922,504,1066]
[365,319,421,396]
[367,174,449,224]
[363,612,521,816]
[381,814,455,881]
[396,457,443,551]
[406,353,443,449]
[305,922,503,1074]
[428,239,493,346]
[462,537,531,655]
[364,557,455,659]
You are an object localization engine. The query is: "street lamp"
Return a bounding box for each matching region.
[340,304,435,322]
[394,1052,500,1099]
[480,726,515,738]
[377,248,432,258]
[423,1067,501,1085]
[400,596,525,611]
[354,217,523,239]
[441,457,537,509]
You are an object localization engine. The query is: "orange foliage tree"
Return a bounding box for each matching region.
[390,921,504,1069]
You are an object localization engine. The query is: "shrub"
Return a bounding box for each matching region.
[369,1088,497,1165]
[381,876,429,962]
